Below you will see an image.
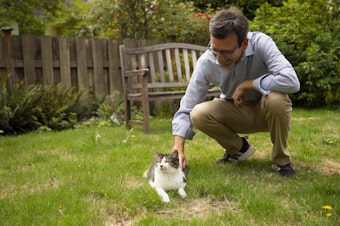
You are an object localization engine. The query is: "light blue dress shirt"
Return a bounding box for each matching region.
[172,32,300,139]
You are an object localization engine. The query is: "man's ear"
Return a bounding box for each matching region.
[242,38,249,50]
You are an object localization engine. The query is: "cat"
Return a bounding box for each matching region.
[143,150,189,203]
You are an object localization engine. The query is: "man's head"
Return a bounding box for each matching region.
[209,7,248,46]
[208,7,249,67]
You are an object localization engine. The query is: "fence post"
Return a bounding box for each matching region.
[1,27,14,94]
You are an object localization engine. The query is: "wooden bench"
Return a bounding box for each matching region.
[119,42,220,133]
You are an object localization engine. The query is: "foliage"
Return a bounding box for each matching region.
[251,0,340,108]
[50,0,212,45]
[37,83,97,131]
[94,90,126,127]
[46,0,91,37]
[0,78,97,135]
[0,0,64,35]
[0,79,44,133]
[64,0,159,39]
[96,91,124,119]
[184,0,284,19]
[149,1,213,45]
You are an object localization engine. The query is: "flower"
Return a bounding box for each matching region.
[205,13,211,21]
[197,13,203,18]
[322,205,332,210]
[326,213,332,217]
[307,117,314,123]
[96,134,101,140]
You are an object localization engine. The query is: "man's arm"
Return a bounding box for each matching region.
[232,80,255,107]
[173,135,186,169]
[252,33,300,95]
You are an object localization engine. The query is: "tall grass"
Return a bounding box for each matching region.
[0,108,339,225]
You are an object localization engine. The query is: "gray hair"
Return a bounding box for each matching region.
[209,7,249,47]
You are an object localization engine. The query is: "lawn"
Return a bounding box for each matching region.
[0,108,339,225]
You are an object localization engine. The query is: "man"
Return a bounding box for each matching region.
[172,7,300,177]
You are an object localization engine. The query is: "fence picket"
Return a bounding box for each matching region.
[40,36,54,85]
[22,35,36,85]
[76,38,88,90]
[92,38,105,98]
[59,38,72,87]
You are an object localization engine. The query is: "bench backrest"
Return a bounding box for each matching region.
[119,43,207,92]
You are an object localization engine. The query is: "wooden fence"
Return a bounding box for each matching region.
[0,28,163,98]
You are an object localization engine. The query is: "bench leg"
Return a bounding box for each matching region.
[142,99,150,133]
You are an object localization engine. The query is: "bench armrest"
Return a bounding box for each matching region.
[123,69,149,98]
[124,69,149,78]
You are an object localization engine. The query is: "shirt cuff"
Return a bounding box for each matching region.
[172,125,195,140]
[253,75,271,96]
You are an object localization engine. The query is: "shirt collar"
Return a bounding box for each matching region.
[244,32,254,57]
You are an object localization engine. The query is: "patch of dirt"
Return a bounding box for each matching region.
[157,196,240,219]
[105,197,239,225]
[321,160,340,175]
[105,213,134,226]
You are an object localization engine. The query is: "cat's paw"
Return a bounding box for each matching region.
[162,197,170,203]
[178,188,187,198]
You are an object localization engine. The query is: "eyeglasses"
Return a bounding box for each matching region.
[207,42,239,57]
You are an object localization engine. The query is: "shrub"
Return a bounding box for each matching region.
[96,91,125,126]
[0,78,97,135]
[150,1,213,45]
[38,83,97,131]
[250,0,340,108]
[0,79,45,134]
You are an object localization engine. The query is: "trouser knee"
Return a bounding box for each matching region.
[261,92,292,114]
[190,102,212,129]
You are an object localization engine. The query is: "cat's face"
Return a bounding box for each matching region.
[155,151,179,170]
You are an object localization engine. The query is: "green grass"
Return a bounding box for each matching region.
[0,108,339,225]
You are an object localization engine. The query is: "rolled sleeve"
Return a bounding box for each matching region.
[253,75,271,96]
[172,114,196,140]
[253,68,300,95]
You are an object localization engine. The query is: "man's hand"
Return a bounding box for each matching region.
[173,135,186,169]
[232,80,254,107]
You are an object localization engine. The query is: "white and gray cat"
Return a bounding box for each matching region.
[143,150,189,203]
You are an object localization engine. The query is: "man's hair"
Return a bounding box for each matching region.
[209,7,249,47]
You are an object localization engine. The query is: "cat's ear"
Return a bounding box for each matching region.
[170,150,178,158]
[154,152,162,158]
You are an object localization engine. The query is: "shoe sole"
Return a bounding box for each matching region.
[237,146,255,161]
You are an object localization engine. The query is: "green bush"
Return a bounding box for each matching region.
[61,0,213,45]
[251,0,340,108]
[0,78,97,135]
[0,79,45,134]
[150,1,213,45]
[38,83,97,131]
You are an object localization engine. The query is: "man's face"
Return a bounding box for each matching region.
[209,32,248,68]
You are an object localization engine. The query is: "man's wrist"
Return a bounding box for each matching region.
[174,136,185,152]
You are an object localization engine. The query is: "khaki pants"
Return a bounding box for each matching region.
[190,92,292,165]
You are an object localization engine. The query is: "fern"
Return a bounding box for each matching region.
[0,78,97,135]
